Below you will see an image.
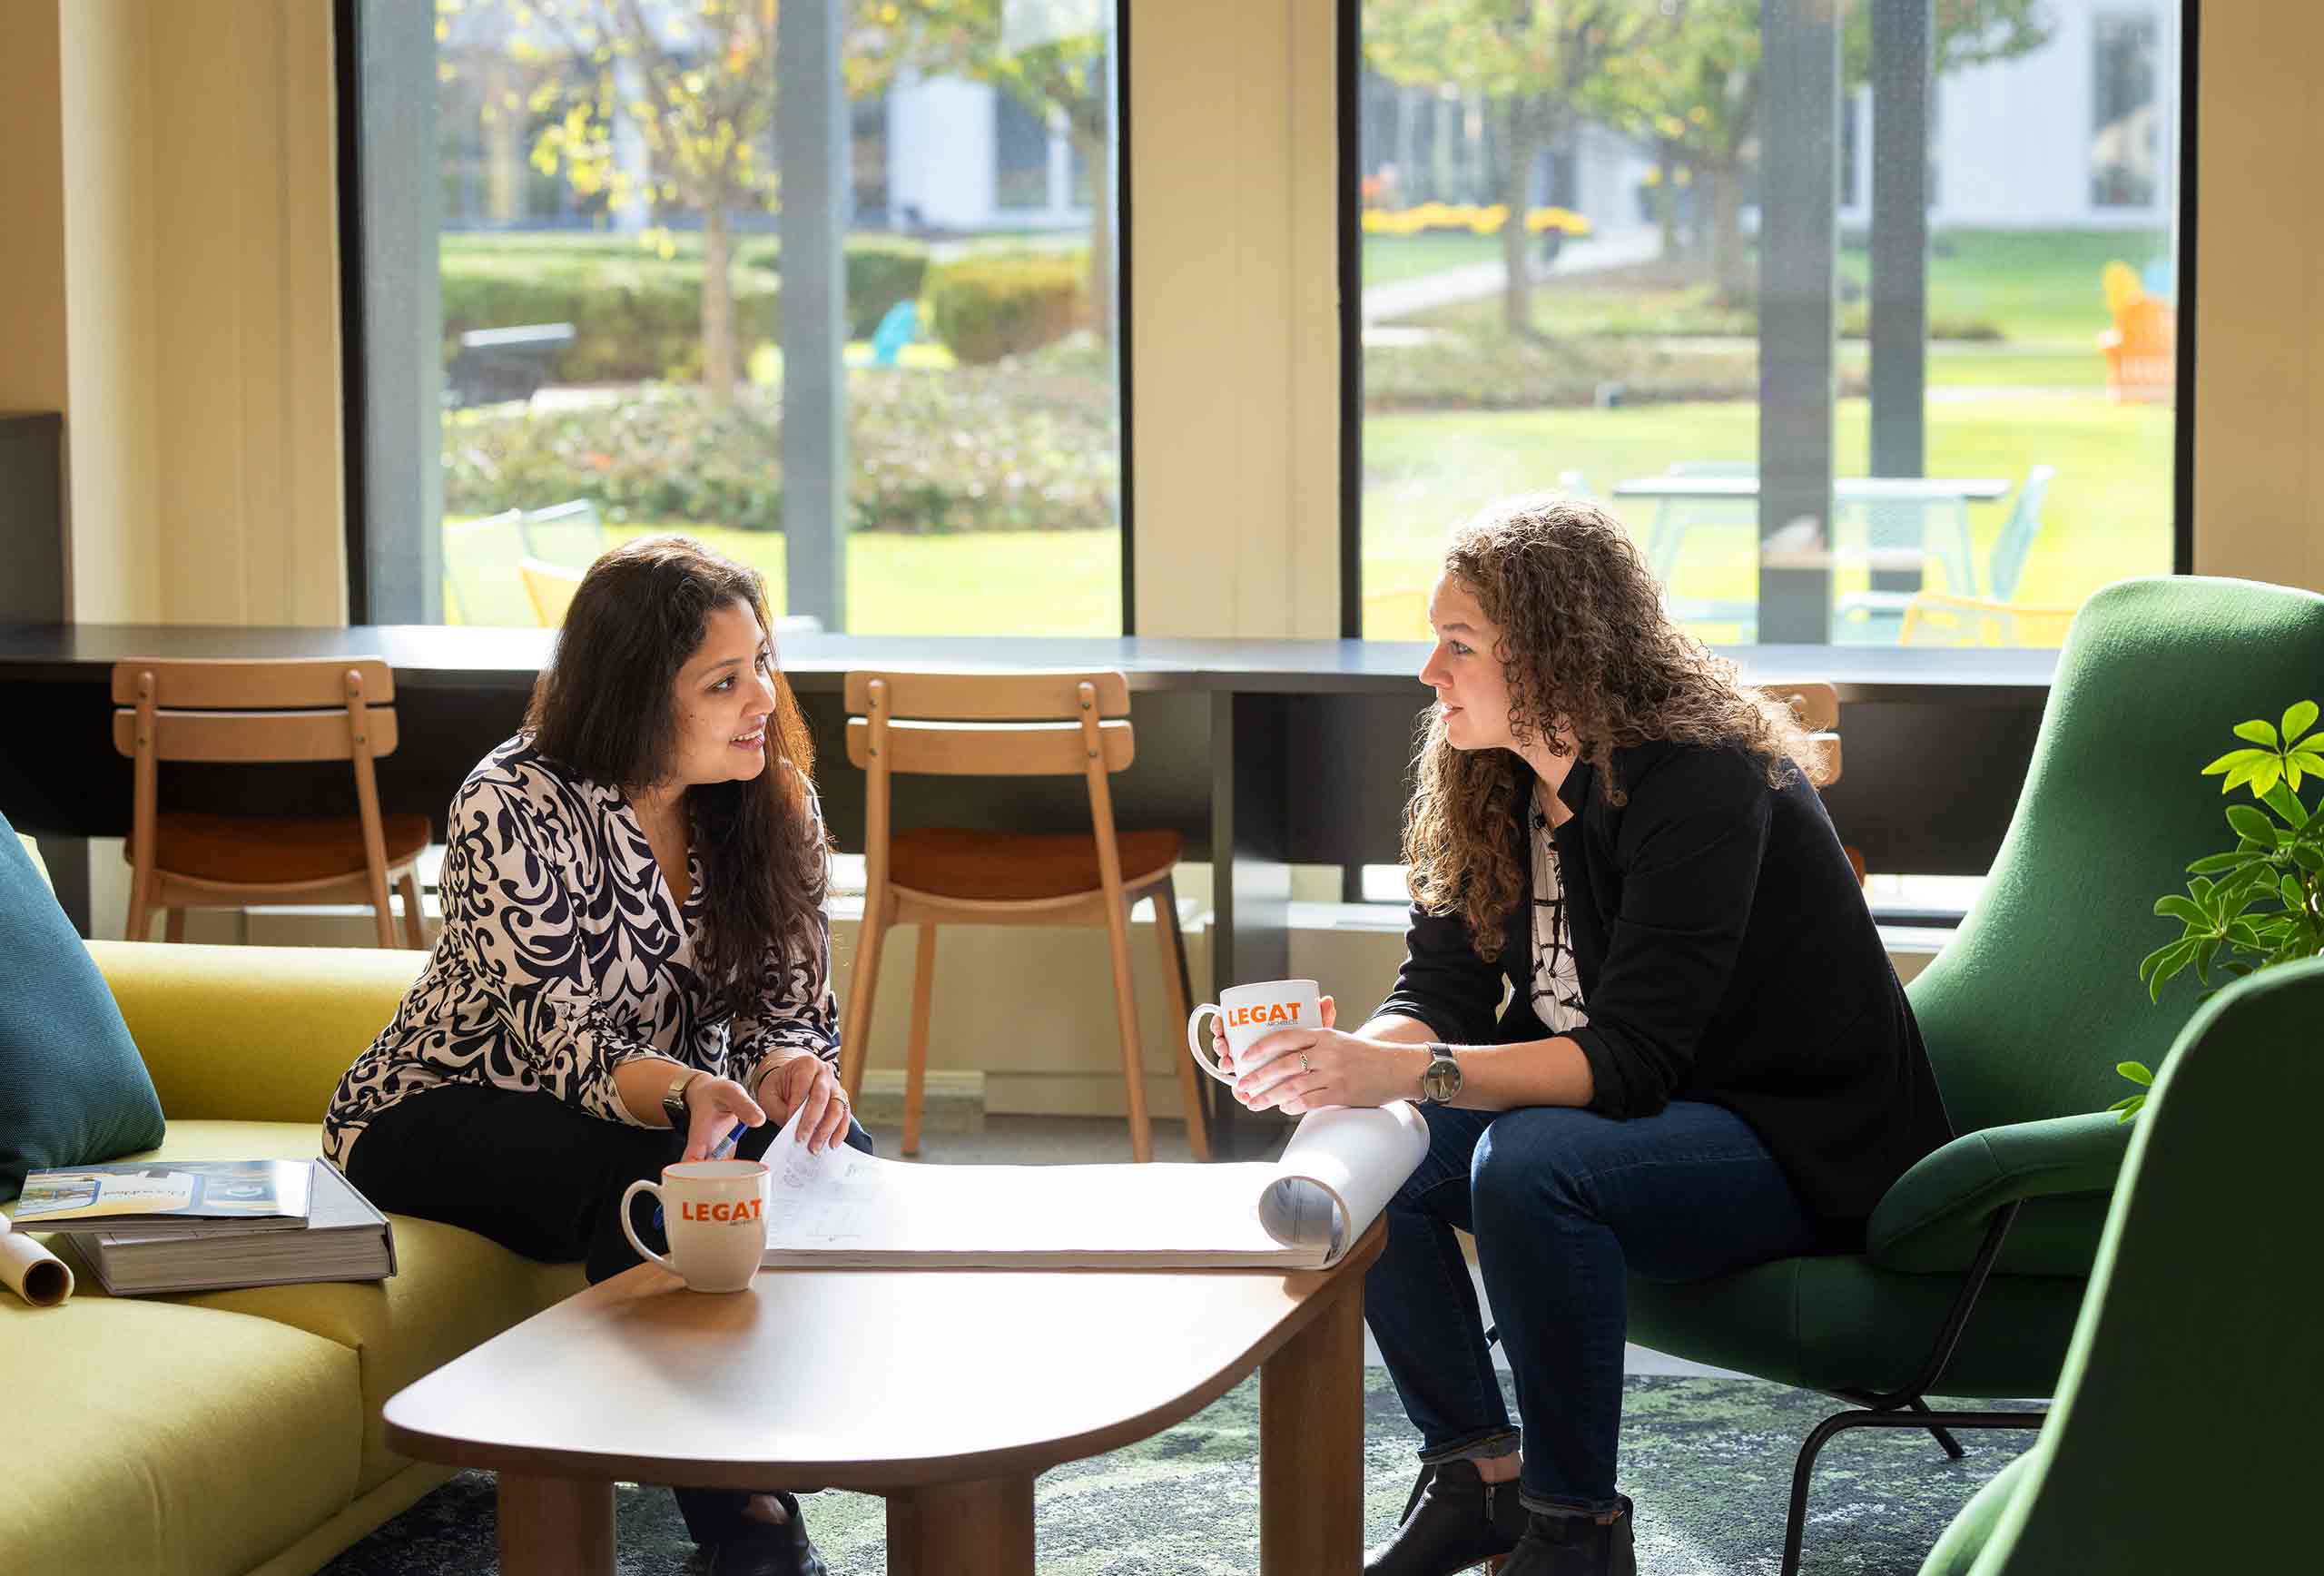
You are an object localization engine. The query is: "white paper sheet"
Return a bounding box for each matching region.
[758,1100,1428,1269]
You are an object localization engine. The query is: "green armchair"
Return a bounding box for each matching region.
[1624,575,2324,1574]
[1915,953,2324,1574]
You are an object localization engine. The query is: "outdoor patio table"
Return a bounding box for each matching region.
[1612,474,2014,595]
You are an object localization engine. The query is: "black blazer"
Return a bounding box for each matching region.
[1378,739,1952,1245]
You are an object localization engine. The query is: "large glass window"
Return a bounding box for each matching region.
[421,0,1123,635]
[1354,0,2182,651]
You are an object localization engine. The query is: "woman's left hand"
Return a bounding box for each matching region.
[1231,998,1423,1114]
[756,1051,852,1154]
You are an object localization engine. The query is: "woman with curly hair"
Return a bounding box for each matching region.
[1218,496,1952,1576]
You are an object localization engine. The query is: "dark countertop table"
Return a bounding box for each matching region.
[3,623,2055,1155]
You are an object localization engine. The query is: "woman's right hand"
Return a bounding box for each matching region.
[680,1074,766,1163]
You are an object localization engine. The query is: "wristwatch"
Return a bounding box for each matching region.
[661,1067,702,1129]
[1419,1043,1462,1105]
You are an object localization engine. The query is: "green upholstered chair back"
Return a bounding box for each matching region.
[1907,576,2324,1139]
[1917,954,2324,1575]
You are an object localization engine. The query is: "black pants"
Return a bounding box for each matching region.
[345,1079,874,1546]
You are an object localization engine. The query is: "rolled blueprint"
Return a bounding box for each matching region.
[0,1210,75,1307]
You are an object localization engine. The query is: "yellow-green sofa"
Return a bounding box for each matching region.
[1,941,587,1576]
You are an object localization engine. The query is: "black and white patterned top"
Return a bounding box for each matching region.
[321,734,840,1167]
[1531,789,1590,1034]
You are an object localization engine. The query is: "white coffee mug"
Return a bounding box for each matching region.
[1185,978,1322,1086]
[620,1159,770,1293]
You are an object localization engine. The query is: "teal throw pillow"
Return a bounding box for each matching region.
[0,810,165,1203]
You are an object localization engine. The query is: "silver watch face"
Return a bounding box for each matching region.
[1422,1053,1462,1103]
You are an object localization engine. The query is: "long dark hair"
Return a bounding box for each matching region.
[525,536,826,1010]
[1403,495,1816,960]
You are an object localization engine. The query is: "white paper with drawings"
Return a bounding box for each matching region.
[759,1100,1428,1269]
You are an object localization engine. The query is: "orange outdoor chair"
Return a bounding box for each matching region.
[2097,294,2175,403]
[836,670,1208,1163]
[112,657,428,948]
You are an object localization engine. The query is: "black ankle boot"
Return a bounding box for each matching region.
[705,1492,829,1576]
[1364,1458,1531,1576]
[1498,1495,1636,1576]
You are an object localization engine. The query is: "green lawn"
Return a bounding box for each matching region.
[1876,228,2172,346]
[444,518,1124,635]
[1388,227,2172,384]
[1360,393,2175,642]
[1363,233,1505,286]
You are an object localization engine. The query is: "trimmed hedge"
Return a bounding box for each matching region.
[438,235,934,382]
[925,254,1088,364]
[1363,331,1870,412]
[441,366,1117,535]
[440,253,779,384]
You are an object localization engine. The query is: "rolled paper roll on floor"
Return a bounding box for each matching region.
[0,1213,74,1307]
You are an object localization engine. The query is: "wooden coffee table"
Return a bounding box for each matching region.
[382,1221,1385,1575]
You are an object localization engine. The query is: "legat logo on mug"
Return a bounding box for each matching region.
[1186,978,1321,1086]
[620,1158,770,1293]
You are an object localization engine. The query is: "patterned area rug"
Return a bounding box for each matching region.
[320,1373,2039,1575]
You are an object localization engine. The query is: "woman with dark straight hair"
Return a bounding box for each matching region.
[1216,497,1953,1576]
[326,536,857,1576]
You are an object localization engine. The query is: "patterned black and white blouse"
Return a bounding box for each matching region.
[1530,787,1590,1034]
[321,734,840,1167]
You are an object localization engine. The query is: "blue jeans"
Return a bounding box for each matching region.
[1364,1099,1819,1516]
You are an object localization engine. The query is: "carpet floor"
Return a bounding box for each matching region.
[319,1372,2039,1575]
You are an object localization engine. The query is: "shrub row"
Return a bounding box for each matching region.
[924,254,1089,364]
[441,364,1118,535]
[439,236,937,382]
[1363,331,1870,412]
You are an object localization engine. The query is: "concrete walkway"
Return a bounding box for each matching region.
[1362,223,1666,325]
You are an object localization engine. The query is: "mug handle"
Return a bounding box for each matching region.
[1185,1004,1236,1085]
[618,1179,679,1275]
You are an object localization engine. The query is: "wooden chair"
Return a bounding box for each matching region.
[835,671,1209,1164]
[1766,681,1861,884]
[112,658,429,949]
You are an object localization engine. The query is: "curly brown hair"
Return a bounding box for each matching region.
[1402,494,1817,960]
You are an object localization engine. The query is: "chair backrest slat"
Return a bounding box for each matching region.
[109,657,395,710]
[112,707,399,764]
[846,716,1133,777]
[842,669,1130,722]
[1766,681,1837,731]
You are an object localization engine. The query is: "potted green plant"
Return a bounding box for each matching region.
[2119,700,2324,1118]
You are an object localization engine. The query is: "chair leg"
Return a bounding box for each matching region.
[125,877,154,945]
[163,907,185,943]
[839,896,891,1102]
[902,924,938,1157]
[1781,1405,2046,1576]
[1908,1395,1967,1460]
[1102,891,1153,1164]
[1150,877,1209,1161]
[398,871,427,949]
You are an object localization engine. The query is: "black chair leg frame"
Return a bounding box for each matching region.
[1778,1202,2047,1576]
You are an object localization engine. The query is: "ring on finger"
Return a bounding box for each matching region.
[1299,1052,1312,1074]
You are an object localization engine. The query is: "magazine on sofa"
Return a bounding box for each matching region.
[12,1159,311,1235]
[758,1101,1429,1270]
[64,1160,398,1295]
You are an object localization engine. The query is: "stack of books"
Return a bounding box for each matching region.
[11,1158,397,1295]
